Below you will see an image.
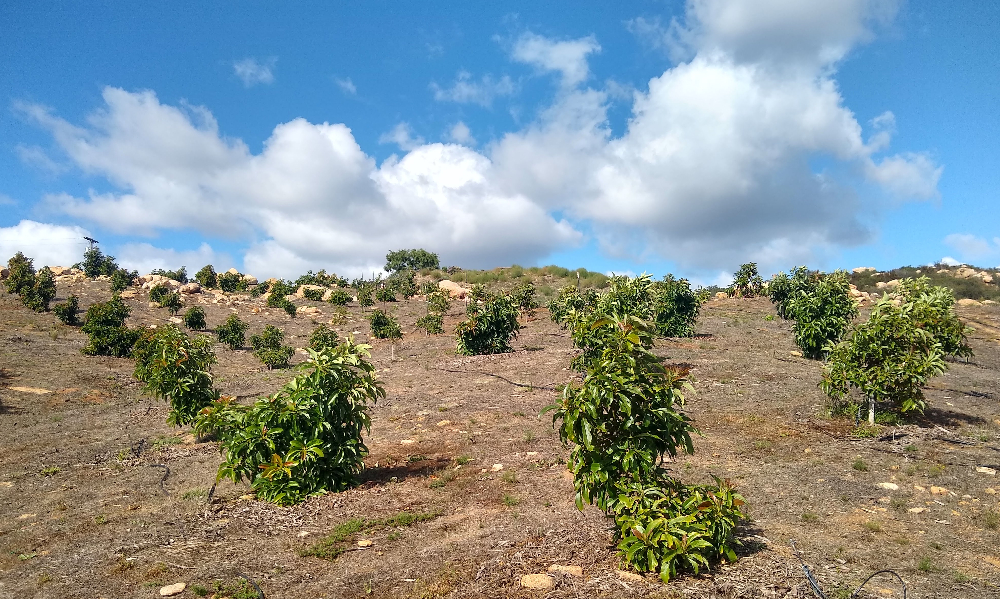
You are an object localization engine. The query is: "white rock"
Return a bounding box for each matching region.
[159,583,186,596]
[852,267,877,273]
[226,268,240,275]
[242,275,258,285]
[957,298,981,307]
[491,463,504,472]
[976,466,997,476]
[877,482,899,491]
[519,574,554,589]
[179,283,201,294]
[616,570,644,582]
[548,564,583,577]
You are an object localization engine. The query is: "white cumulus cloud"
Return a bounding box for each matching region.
[0,220,91,268]
[943,233,1000,265]
[511,33,601,87]
[447,122,475,145]
[431,71,515,107]
[335,77,357,95]
[233,57,276,87]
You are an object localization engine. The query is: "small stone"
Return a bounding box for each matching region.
[492,463,504,472]
[159,583,186,596]
[400,439,415,445]
[239,494,255,500]
[985,488,996,495]
[976,466,997,476]
[297,531,311,538]
[616,570,645,582]
[877,482,899,491]
[357,539,373,547]
[908,507,927,513]
[790,350,803,357]
[930,486,949,495]
[913,485,926,492]
[548,564,583,577]
[519,574,554,589]
[436,420,452,427]
[878,496,891,504]
[168,317,182,324]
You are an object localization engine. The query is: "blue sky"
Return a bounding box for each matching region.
[1,0,997,284]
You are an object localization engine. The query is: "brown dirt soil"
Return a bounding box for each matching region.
[1,281,999,598]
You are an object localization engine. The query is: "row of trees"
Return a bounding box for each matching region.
[741,261,972,423]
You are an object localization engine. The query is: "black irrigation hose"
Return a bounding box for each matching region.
[148,463,170,495]
[791,542,907,599]
[238,572,266,598]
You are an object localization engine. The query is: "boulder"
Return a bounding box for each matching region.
[957,298,981,307]
[714,291,728,300]
[0,267,9,280]
[120,289,138,299]
[438,279,472,299]
[297,306,322,316]
[179,282,201,294]
[49,266,69,276]
[955,267,977,279]
[226,267,240,275]
[980,272,993,284]
[295,284,326,299]
[55,273,87,283]
[852,267,877,273]
[141,274,181,290]
[242,274,258,286]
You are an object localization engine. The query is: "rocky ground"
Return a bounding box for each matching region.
[1,275,999,598]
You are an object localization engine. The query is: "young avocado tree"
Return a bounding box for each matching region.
[54,295,80,325]
[133,325,219,426]
[727,263,764,298]
[546,316,745,581]
[368,308,402,359]
[455,289,521,355]
[4,253,56,312]
[786,270,858,359]
[195,340,385,505]
[250,325,295,369]
[79,246,118,278]
[216,313,249,350]
[81,295,141,357]
[822,297,946,424]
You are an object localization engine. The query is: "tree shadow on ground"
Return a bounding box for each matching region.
[915,407,988,428]
[360,456,453,485]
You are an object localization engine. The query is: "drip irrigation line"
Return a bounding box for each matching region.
[148,464,170,495]
[433,367,557,391]
[238,572,266,598]
[791,541,907,599]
